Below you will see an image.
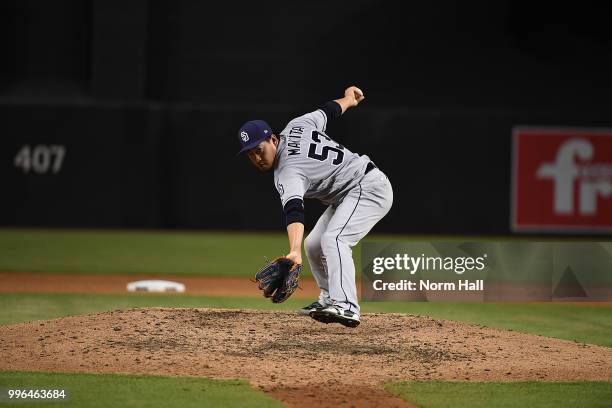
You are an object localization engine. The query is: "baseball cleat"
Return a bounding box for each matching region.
[310,305,360,328]
[297,301,324,316]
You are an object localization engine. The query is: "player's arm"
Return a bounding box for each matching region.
[289,86,365,132]
[276,168,307,265]
[316,86,365,125]
[283,198,304,264]
[286,221,304,265]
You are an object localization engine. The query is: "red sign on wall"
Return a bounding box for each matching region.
[512,127,612,232]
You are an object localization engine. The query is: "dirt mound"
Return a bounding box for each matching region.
[1,308,611,406]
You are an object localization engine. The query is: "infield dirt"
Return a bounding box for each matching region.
[1,308,611,407]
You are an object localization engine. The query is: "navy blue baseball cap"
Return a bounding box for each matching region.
[237,120,273,155]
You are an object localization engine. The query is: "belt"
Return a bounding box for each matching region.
[365,161,377,174]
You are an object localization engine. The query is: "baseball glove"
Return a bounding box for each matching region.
[254,257,302,303]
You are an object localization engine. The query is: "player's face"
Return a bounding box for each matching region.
[247,137,277,172]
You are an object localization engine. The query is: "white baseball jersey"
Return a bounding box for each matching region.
[273,109,371,207]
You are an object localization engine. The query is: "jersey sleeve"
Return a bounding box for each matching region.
[288,110,328,132]
[275,169,309,207]
[286,101,342,133]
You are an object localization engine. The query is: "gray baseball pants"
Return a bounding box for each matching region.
[304,168,393,316]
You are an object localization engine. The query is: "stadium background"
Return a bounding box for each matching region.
[1,2,611,407]
[2,1,611,233]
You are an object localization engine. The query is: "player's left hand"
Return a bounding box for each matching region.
[285,251,302,265]
[344,86,365,107]
[254,256,302,303]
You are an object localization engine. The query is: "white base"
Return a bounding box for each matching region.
[126,280,186,293]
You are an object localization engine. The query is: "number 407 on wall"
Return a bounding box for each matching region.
[14,145,66,174]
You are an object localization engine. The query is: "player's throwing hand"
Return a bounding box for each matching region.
[345,86,365,106]
[334,86,365,113]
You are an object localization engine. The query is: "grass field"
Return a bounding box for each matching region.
[0,371,281,408]
[386,381,612,408]
[0,228,587,278]
[1,229,610,408]
[0,229,292,277]
[1,373,609,408]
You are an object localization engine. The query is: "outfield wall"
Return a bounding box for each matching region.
[2,102,610,234]
[3,2,611,234]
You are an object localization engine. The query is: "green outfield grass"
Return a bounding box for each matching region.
[386,381,612,408]
[0,229,296,277]
[0,228,580,278]
[364,301,612,347]
[1,293,611,347]
[0,371,281,408]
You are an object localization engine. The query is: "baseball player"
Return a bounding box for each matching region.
[237,86,393,327]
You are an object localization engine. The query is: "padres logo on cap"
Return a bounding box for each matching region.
[240,131,249,142]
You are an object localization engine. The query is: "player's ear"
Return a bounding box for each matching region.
[271,134,278,147]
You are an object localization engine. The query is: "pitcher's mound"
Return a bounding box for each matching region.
[1,308,610,390]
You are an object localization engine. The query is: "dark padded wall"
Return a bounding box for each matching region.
[0,104,162,227]
[3,103,611,233]
[1,1,611,234]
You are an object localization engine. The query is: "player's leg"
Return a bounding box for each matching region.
[299,205,335,314]
[313,169,393,325]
